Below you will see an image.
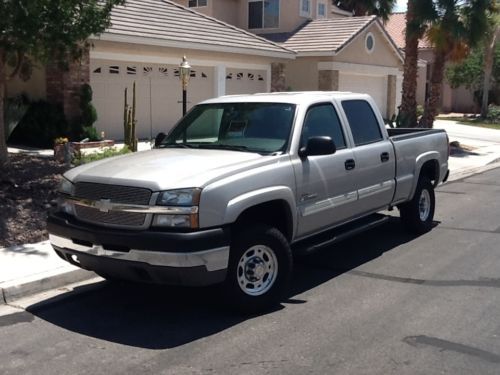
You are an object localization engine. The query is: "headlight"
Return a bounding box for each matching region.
[154,188,201,229]
[157,188,201,206]
[58,177,74,195]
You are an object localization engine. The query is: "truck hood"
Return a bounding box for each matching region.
[65,148,272,191]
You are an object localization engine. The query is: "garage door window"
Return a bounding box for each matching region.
[341,100,382,146]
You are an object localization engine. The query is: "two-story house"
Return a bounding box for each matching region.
[7,0,405,140]
[176,0,405,120]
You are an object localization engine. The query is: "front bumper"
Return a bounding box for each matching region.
[48,213,230,286]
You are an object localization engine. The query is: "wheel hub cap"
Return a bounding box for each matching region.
[419,189,431,221]
[237,245,278,296]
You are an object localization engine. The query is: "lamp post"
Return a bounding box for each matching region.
[179,56,191,116]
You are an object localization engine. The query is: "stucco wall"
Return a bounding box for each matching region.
[90,39,287,68]
[334,24,402,69]
[6,64,46,100]
[285,56,329,91]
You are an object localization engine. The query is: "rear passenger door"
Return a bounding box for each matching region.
[340,99,396,214]
[293,102,358,237]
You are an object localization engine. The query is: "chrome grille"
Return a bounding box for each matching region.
[75,206,147,227]
[74,182,152,205]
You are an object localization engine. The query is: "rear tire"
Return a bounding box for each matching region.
[399,177,435,234]
[223,224,292,314]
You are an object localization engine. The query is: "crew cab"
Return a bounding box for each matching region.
[48,92,449,312]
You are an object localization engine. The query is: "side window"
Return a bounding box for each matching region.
[301,104,346,149]
[341,100,383,146]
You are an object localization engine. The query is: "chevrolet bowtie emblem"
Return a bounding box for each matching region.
[94,199,112,213]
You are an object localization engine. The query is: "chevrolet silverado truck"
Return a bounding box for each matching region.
[48,92,449,312]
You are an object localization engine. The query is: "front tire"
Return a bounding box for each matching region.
[399,177,435,234]
[224,224,292,313]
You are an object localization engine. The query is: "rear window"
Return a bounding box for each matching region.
[341,100,383,146]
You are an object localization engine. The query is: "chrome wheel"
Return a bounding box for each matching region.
[419,189,431,221]
[237,245,278,296]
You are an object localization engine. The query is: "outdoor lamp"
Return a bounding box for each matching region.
[179,56,191,116]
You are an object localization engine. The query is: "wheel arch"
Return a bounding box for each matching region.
[225,187,296,242]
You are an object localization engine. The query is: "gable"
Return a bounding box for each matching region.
[334,23,402,68]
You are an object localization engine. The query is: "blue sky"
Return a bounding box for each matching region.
[394,0,407,12]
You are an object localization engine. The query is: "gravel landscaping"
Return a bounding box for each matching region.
[0,154,68,248]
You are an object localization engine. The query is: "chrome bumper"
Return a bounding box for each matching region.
[49,234,229,272]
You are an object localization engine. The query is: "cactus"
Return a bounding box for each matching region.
[123,82,138,152]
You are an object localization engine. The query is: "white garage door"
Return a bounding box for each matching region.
[90,60,214,140]
[339,73,388,119]
[226,68,267,95]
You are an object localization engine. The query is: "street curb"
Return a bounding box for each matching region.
[446,160,500,182]
[0,268,95,305]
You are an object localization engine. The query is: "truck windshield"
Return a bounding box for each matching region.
[160,102,296,154]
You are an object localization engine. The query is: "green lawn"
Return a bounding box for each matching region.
[436,117,500,130]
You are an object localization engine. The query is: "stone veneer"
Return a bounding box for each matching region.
[386,74,397,119]
[46,49,90,123]
[318,70,339,91]
[271,63,286,92]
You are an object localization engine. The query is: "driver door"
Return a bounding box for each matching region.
[292,103,358,238]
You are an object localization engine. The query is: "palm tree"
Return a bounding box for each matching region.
[336,0,396,20]
[481,6,500,117]
[419,0,490,128]
[399,0,436,127]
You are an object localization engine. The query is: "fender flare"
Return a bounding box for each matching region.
[224,186,297,238]
[409,152,440,199]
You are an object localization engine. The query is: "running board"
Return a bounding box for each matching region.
[293,214,390,255]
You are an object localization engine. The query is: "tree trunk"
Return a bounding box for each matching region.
[0,53,8,166]
[481,27,499,118]
[419,50,446,128]
[399,0,420,127]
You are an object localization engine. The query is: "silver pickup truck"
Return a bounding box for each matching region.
[48,92,449,312]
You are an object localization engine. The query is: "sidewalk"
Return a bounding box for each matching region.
[2,120,500,305]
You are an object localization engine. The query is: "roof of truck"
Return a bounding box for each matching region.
[201,91,372,105]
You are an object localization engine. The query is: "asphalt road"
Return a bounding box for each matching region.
[1,167,500,375]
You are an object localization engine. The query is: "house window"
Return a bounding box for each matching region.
[365,32,375,53]
[300,0,311,17]
[317,1,326,19]
[248,0,279,29]
[188,0,207,7]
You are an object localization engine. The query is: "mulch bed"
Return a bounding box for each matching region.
[0,154,68,248]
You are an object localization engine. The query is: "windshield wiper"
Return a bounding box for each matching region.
[159,143,197,149]
[197,144,251,152]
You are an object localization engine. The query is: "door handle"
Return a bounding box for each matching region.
[345,159,356,170]
[380,152,390,162]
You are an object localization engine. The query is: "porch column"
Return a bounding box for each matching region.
[386,74,397,119]
[271,62,286,92]
[214,65,226,97]
[318,70,339,91]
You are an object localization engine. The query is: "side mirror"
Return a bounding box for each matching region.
[154,132,166,148]
[299,136,336,158]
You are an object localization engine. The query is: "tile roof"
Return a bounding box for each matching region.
[97,0,295,58]
[384,12,432,49]
[280,16,377,54]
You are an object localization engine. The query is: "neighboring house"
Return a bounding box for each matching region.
[7,0,406,141]
[7,0,295,140]
[385,12,477,113]
[175,0,404,120]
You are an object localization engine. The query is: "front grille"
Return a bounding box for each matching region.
[74,182,152,205]
[73,182,152,228]
[75,206,147,227]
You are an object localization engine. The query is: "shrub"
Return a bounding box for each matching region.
[72,145,131,166]
[4,95,29,141]
[81,125,100,141]
[486,104,500,123]
[9,100,69,148]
